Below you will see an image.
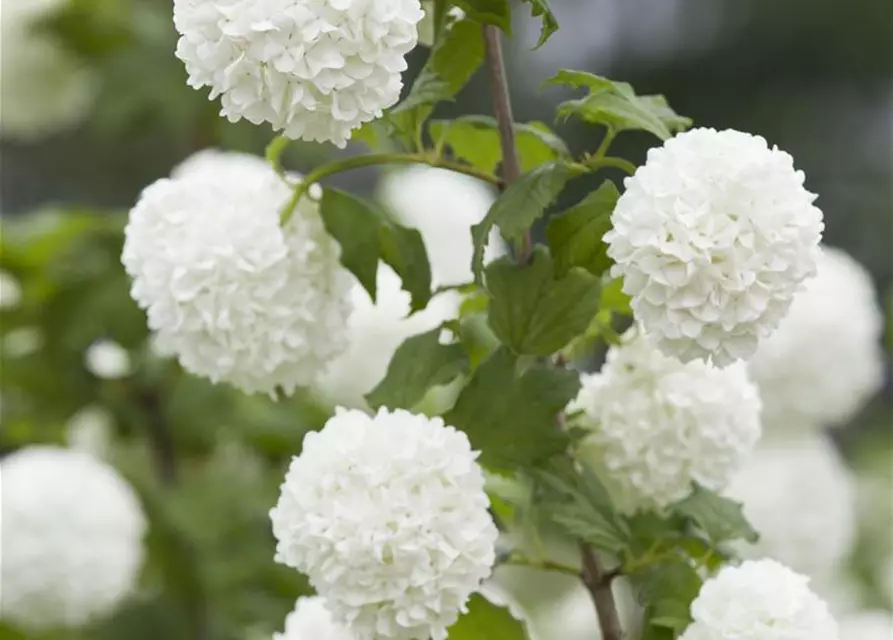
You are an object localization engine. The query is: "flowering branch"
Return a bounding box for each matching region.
[580,545,624,640]
[279,152,501,224]
[482,25,529,263]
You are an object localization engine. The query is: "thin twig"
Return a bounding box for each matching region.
[580,545,624,640]
[136,388,177,486]
[482,25,530,263]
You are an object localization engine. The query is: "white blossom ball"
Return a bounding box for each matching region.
[726,433,857,577]
[748,246,884,432]
[680,559,839,640]
[316,265,460,408]
[270,407,498,640]
[378,166,507,287]
[66,405,114,459]
[569,328,762,512]
[0,446,147,630]
[0,269,23,309]
[122,150,353,396]
[838,612,893,640]
[85,339,133,379]
[275,596,356,640]
[605,128,824,367]
[173,0,424,147]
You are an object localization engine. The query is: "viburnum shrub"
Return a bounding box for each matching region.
[116,1,836,638]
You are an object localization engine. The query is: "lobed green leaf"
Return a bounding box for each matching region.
[672,484,760,544]
[634,559,702,633]
[486,247,601,356]
[453,0,512,34]
[365,329,469,410]
[521,0,559,48]
[319,188,432,311]
[444,348,579,471]
[471,161,580,283]
[546,180,619,277]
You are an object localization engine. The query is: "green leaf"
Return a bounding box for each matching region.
[471,162,579,283]
[444,348,579,471]
[453,0,512,33]
[635,559,702,633]
[396,18,485,112]
[672,485,759,544]
[531,458,630,552]
[320,188,432,310]
[547,69,691,141]
[366,329,469,410]
[447,593,528,639]
[522,0,559,48]
[429,116,570,173]
[379,224,432,312]
[486,247,601,356]
[546,180,619,277]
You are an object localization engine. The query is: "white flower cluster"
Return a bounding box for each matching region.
[66,405,114,459]
[726,433,856,577]
[275,597,356,640]
[122,150,353,396]
[0,269,23,309]
[270,408,498,640]
[680,559,839,640]
[606,128,824,367]
[0,0,94,139]
[570,328,762,512]
[173,0,424,147]
[0,446,147,631]
[316,265,461,408]
[378,166,506,287]
[748,246,884,433]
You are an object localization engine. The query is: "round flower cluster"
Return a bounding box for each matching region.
[66,405,114,459]
[122,150,353,396]
[680,559,839,640]
[748,246,884,432]
[726,433,856,577]
[270,408,498,640]
[0,0,94,139]
[378,166,506,287]
[570,328,762,512]
[316,265,461,408]
[605,128,824,367]
[0,446,146,631]
[275,597,356,640]
[173,0,424,147]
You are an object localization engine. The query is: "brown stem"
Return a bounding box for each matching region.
[580,545,624,640]
[482,25,531,263]
[136,388,177,486]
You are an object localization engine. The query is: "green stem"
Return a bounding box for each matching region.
[587,156,637,175]
[265,134,291,180]
[280,153,500,224]
[501,554,581,577]
[593,127,616,161]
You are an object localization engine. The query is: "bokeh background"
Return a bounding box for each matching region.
[1,0,891,638]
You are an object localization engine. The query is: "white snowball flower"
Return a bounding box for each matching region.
[680,559,839,640]
[378,166,507,287]
[0,269,22,309]
[66,405,114,459]
[748,246,884,433]
[173,0,424,147]
[270,408,498,640]
[726,433,856,577]
[275,596,356,640]
[85,340,133,379]
[0,0,94,139]
[838,611,893,640]
[570,328,762,512]
[606,127,824,367]
[2,327,42,358]
[316,264,460,408]
[0,446,146,631]
[122,150,353,396]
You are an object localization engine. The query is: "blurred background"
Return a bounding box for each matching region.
[1,0,891,638]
